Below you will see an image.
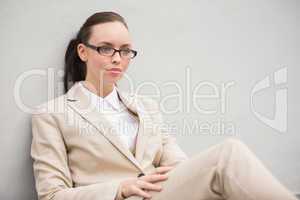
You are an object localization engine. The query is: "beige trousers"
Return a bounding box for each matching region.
[129,138,297,200]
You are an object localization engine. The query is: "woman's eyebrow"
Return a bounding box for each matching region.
[96,41,132,48]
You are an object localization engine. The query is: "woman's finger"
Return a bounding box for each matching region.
[140,174,168,183]
[131,185,152,199]
[154,166,174,174]
[121,181,151,199]
[136,180,162,192]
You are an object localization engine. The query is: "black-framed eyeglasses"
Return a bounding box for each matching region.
[84,43,138,59]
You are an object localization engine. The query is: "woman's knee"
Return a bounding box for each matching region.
[223,137,247,147]
[221,137,251,155]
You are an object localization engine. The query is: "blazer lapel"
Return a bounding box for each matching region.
[116,88,152,165]
[66,82,145,171]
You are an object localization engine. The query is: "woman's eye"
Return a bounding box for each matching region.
[121,49,131,55]
[99,46,113,54]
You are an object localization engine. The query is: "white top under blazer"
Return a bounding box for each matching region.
[79,81,139,152]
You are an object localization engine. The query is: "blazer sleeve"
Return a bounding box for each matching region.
[31,113,121,200]
[143,96,188,167]
[158,115,188,167]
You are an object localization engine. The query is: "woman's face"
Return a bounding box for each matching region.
[77,21,133,87]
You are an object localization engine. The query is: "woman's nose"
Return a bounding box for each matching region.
[111,51,121,64]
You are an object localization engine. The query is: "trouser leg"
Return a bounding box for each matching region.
[146,138,297,200]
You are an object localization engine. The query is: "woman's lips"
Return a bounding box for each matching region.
[107,68,122,75]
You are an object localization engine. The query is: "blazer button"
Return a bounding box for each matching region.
[137,172,145,178]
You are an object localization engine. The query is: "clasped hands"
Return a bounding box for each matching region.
[116,166,174,200]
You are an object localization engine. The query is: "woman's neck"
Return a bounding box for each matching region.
[82,79,114,98]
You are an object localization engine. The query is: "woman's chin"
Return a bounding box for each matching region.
[104,76,122,85]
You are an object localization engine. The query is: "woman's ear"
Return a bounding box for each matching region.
[77,43,88,62]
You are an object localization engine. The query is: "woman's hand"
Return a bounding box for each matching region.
[116,166,174,200]
[151,166,174,175]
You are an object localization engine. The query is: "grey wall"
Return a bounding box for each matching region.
[1,0,299,199]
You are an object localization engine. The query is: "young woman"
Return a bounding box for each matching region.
[31,11,297,200]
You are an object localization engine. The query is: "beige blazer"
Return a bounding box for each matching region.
[31,82,187,200]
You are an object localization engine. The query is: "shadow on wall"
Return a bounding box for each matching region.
[10,116,37,200]
[26,117,38,200]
